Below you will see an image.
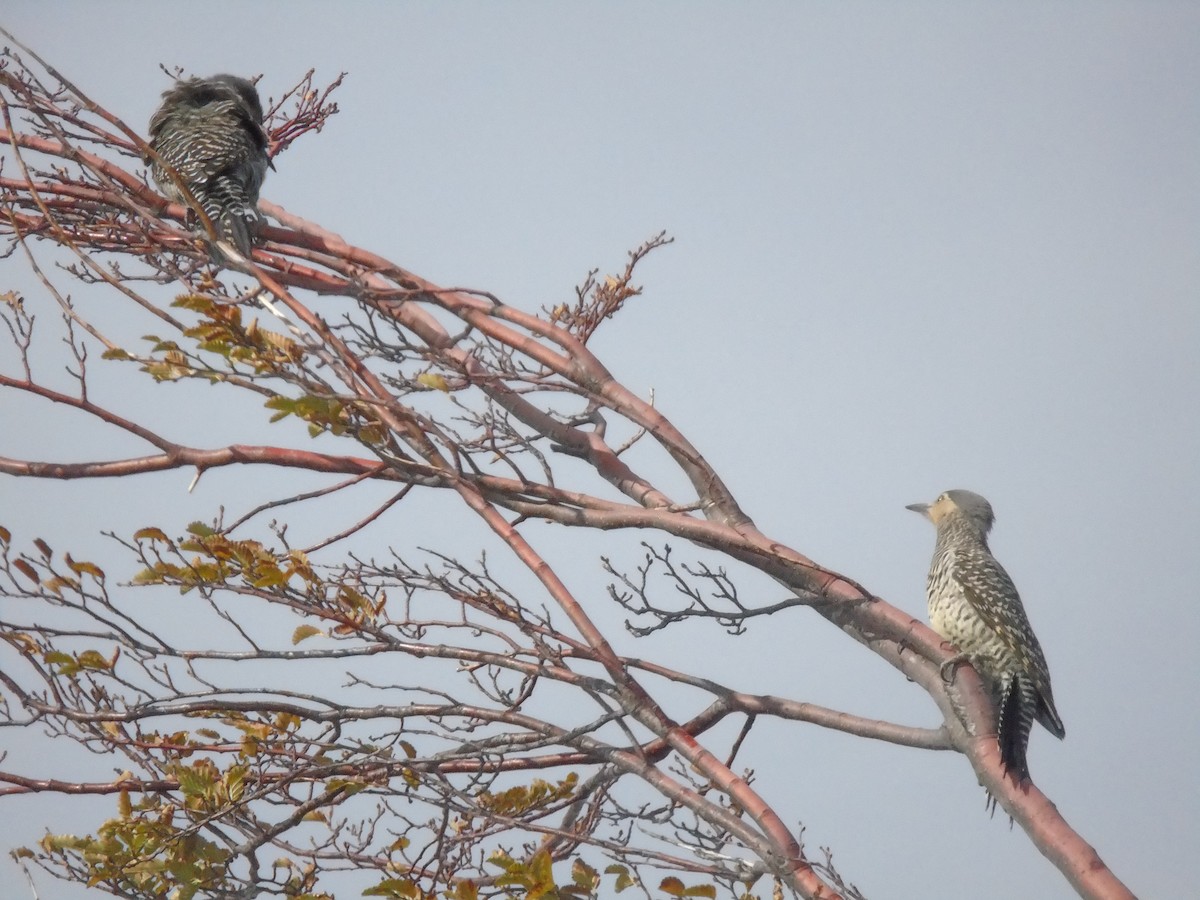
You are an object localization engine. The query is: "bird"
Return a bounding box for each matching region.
[146,74,272,259]
[906,489,1065,785]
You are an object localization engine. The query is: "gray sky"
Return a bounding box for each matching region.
[2,3,1197,898]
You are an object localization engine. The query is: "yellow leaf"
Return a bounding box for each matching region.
[65,554,105,580]
[133,528,171,543]
[275,712,301,732]
[42,576,75,597]
[5,632,38,655]
[291,625,324,645]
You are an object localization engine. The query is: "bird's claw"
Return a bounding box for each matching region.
[939,653,968,684]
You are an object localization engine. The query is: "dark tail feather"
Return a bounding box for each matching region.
[203,176,259,258]
[996,676,1034,783]
[217,209,256,257]
[1036,692,1066,740]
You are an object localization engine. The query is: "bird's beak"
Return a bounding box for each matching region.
[905,502,931,518]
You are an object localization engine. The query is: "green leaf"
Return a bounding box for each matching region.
[77,650,113,671]
[327,778,367,796]
[44,651,79,675]
[416,372,449,392]
[606,864,635,893]
[362,878,420,898]
[572,858,599,888]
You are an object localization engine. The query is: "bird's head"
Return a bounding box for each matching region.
[906,489,995,534]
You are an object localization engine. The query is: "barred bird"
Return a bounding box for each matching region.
[906,490,1065,784]
[146,74,272,258]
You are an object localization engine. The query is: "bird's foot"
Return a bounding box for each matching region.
[939,652,969,683]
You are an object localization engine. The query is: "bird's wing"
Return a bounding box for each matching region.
[948,547,1023,635]
[950,547,1056,695]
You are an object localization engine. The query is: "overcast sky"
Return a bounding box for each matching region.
[2,3,1197,898]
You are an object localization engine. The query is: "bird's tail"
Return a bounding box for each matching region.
[1036,691,1066,740]
[996,675,1036,782]
[203,176,260,258]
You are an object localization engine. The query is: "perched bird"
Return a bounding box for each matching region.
[906,489,1065,783]
[146,74,272,258]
